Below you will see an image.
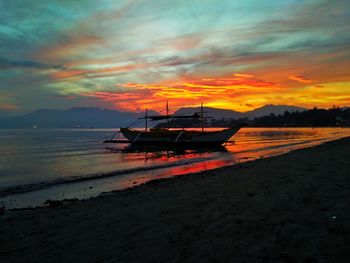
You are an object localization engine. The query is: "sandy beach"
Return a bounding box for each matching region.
[1,137,350,262]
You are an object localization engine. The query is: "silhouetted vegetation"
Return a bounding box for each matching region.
[252,107,350,127]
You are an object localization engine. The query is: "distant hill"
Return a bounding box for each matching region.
[175,107,247,120]
[0,107,155,128]
[246,104,307,118]
[0,105,311,128]
[175,105,308,119]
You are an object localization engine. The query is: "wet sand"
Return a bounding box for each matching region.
[1,137,350,262]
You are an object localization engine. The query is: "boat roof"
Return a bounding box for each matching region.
[139,113,201,121]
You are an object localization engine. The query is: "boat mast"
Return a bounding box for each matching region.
[166,101,169,130]
[201,102,204,133]
[145,108,148,131]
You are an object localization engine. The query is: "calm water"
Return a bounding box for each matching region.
[1,127,349,208]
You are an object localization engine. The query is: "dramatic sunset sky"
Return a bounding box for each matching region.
[1,0,350,116]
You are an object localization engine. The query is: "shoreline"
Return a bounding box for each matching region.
[1,136,350,262]
[1,133,346,209]
[2,127,350,209]
[0,155,216,198]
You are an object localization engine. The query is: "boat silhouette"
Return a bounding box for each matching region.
[104,103,241,147]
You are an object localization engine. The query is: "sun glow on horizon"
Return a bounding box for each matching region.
[81,74,350,112]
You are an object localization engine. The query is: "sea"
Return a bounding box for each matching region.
[1,127,350,208]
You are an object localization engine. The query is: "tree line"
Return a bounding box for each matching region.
[251,107,350,127]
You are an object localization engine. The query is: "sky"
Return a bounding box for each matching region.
[1,0,350,116]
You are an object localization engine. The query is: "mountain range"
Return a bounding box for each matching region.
[0,105,307,128]
[175,104,306,120]
[246,104,307,118]
[0,107,154,129]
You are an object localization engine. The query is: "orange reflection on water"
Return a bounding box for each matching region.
[115,158,236,190]
[159,158,235,178]
[107,127,350,195]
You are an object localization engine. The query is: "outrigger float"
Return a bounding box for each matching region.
[103,103,241,147]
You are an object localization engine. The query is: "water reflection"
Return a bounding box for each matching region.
[1,127,350,208]
[106,144,228,161]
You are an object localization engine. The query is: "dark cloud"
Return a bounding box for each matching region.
[52,95,76,100]
[158,56,199,67]
[0,57,65,70]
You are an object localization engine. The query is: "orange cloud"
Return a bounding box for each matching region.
[83,77,350,112]
[83,73,282,111]
[288,75,313,83]
[37,35,103,62]
[86,91,142,101]
[188,76,276,88]
[51,63,148,80]
[162,34,202,51]
[53,69,89,80]
[0,103,18,110]
[233,73,255,78]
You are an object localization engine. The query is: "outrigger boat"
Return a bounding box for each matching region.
[104,103,241,147]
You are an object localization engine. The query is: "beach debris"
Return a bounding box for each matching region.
[0,206,5,216]
[62,198,79,203]
[43,199,63,207]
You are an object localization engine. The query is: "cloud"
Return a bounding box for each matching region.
[51,63,149,81]
[0,57,65,70]
[0,91,19,111]
[82,73,280,111]
[2,0,350,113]
[233,73,254,78]
[37,35,103,62]
[288,75,313,84]
[52,95,76,100]
[0,103,19,110]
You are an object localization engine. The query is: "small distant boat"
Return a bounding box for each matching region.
[105,103,241,147]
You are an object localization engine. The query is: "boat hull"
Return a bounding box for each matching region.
[119,127,240,146]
